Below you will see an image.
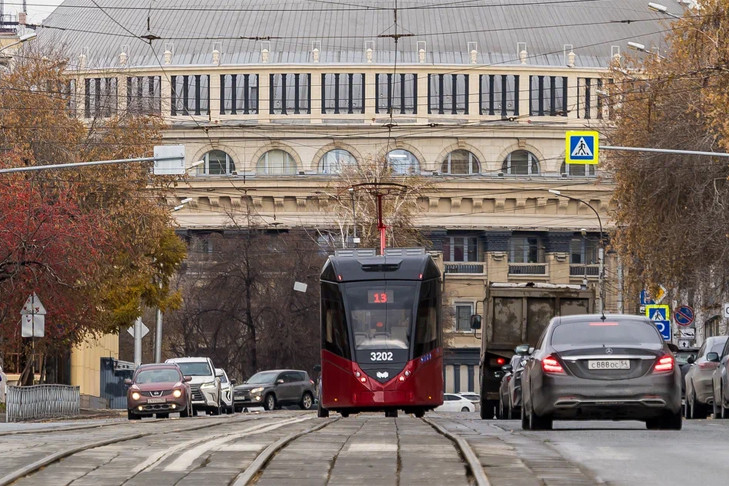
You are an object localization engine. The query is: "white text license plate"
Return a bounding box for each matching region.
[147,397,166,404]
[588,360,630,370]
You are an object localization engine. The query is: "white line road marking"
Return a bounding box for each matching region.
[163,416,312,472]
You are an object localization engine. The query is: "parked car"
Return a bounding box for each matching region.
[125,363,192,420]
[499,349,530,420]
[216,368,236,414]
[234,369,316,411]
[165,357,222,415]
[711,337,729,418]
[458,392,480,404]
[435,393,476,413]
[675,346,700,399]
[684,336,727,418]
[521,314,682,430]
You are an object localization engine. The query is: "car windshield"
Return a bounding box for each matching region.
[706,338,728,356]
[674,351,696,365]
[551,318,662,351]
[175,362,213,376]
[247,371,279,384]
[135,369,181,384]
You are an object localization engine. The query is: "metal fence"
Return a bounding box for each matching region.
[6,384,80,422]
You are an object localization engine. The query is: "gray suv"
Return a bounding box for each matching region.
[234,369,315,411]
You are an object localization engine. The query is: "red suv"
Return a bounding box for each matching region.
[126,363,192,420]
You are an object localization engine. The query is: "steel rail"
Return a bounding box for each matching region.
[422,416,491,486]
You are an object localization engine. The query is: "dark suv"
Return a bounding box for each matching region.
[234,369,316,411]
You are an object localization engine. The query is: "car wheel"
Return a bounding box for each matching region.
[127,410,141,420]
[461,406,470,412]
[521,404,530,430]
[647,410,682,430]
[180,405,190,418]
[235,405,243,413]
[527,403,552,430]
[263,393,276,411]
[497,397,504,420]
[300,392,314,410]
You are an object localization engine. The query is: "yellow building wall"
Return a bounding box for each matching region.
[70,333,118,396]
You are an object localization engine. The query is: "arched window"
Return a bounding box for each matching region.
[318,149,357,174]
[386,149,420,174]
[502,150,540,175]
[560,161,596,177]
[441,150,480,174]
[256,149,297,175]
[199,150,236,175]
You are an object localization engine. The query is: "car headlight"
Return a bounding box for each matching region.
[173,389,182,398]
[200,381,216,389]
[251,387,264,394]
[131,392,141,400]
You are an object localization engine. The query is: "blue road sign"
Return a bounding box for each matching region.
[675,305,695,327]
[654,320,671,341]
[640,290,655,305]
[566,131,599,164]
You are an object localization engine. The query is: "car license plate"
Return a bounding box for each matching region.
[147,397,166,404]
[588,360,630,370]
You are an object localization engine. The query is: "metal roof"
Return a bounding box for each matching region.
[37,0,679,69]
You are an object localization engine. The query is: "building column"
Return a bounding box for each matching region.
[485,231,511,282]
[546,231,572,284]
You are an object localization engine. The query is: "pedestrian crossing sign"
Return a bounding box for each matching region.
[645,304,670,322]
[566,131,599,164]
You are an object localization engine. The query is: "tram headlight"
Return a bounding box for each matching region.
[354,371,361,378]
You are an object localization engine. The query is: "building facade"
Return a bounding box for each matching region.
[36,0,677,394]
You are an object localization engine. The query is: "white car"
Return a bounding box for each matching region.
[435,393,476,413]
[216,368,236,414]
[165,357,222,415]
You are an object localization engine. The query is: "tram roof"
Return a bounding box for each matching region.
[321,248,440,282]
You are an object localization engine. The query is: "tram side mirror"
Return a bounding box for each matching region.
[687,355,696,364]
[707,352,720,363]
[515,344,530,355]
[470,315,482,330]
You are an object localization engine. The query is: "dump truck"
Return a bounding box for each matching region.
[471,282,595,419]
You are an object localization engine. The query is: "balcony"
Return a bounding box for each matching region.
[508,263,547,275]
[444,262,485,275]
[569,264,600,277]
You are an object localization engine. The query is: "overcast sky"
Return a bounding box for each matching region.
[4,1,64,25]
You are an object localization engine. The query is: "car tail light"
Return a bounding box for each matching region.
[699,361,718,370]
[542,355,565,374]
[506,375,512,383]
[654,355,674,373]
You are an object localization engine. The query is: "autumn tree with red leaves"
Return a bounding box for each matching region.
[0,46,186,383]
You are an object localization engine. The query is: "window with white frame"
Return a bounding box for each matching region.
[270,73,311,114]
[198,150,236,176]
[441,150,480,175]
[376,73,417,114]
[127,76,161,116]
[256,149,297,175]
[510,236,543,263]
[386,149,420,174]
[428,74,468,114]
[318,149,357,174]
[479,74,519,116]
[322,73,365,114]
[502,150,540,175]
[220,74,258,114]
[560,161,596,177]
[84,77,117,118]
[170,75,210,116]
[455,303,474,332]
[442,236,478,262]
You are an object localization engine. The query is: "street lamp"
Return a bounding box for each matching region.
[549,189,605,314]
[648,2,681,19]
[627,41,666,60]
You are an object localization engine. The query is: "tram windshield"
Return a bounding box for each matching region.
[343,282,416,353]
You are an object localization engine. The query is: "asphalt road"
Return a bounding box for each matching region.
[3,411,729,485]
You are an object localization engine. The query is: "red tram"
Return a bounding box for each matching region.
[317,248,443,418]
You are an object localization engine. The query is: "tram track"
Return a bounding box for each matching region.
[0,413,296,486]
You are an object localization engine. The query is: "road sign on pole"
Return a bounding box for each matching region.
[566,131,599,164]
[674,305,695,327]
[20,293,45,338]
[646,304,671,341]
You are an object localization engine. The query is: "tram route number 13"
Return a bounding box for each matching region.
[371,351,394,361]
[368,289,394,304]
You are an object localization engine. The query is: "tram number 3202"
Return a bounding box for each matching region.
[370,351,394,361]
